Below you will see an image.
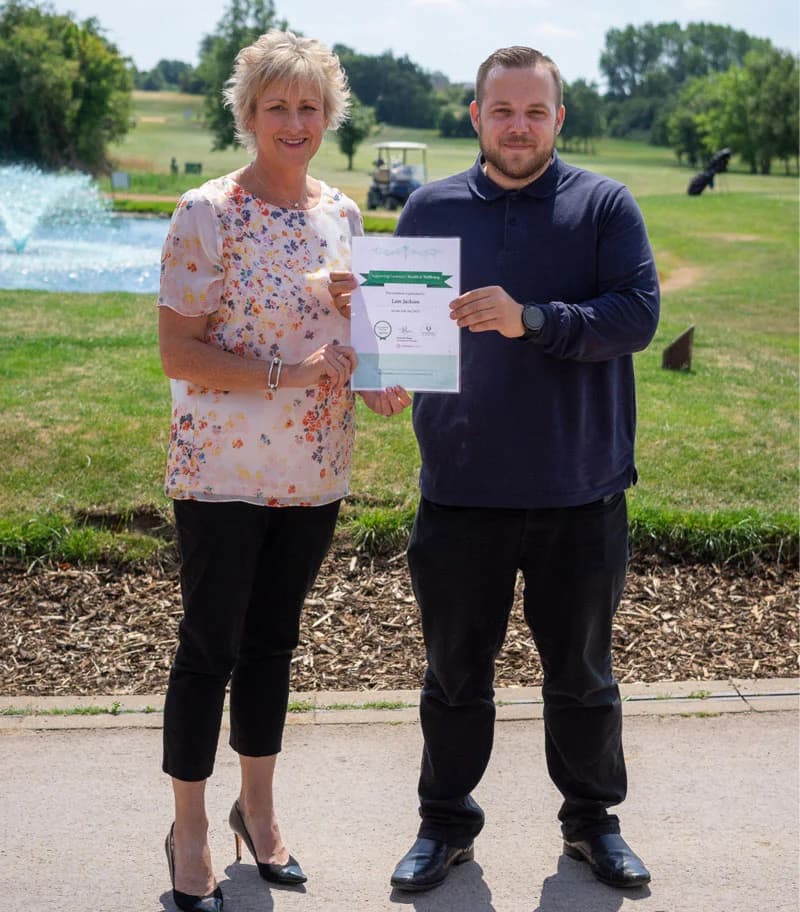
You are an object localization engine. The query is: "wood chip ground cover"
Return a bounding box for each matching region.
[1,548,797,695]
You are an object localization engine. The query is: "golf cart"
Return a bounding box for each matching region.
[366,141,428,210]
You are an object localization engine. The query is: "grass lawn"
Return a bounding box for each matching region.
[632,191,797,517]
[0,92,796,563]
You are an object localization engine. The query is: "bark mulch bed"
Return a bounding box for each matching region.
[1,546,797,696]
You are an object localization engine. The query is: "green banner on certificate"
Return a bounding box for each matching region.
[359,270,453,288]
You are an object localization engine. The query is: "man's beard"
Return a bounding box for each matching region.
[480,134,554,184]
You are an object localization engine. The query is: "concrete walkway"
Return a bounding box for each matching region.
[1,679,797,912]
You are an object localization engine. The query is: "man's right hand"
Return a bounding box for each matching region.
[449,285,526,338]
[360,386,412,416]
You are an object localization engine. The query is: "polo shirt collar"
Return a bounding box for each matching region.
[467,150,561,201]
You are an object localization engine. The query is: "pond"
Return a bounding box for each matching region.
[0,214,168,294]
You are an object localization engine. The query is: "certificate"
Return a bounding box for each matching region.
[350,235,460,392]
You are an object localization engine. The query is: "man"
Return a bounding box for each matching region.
[386,46,660,892]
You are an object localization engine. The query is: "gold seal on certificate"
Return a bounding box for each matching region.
[350,235,461,392]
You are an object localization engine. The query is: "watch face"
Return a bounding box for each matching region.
[523,305,544,333]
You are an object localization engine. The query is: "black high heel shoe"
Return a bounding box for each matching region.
[229,800,307,885]
[165,823,224,912]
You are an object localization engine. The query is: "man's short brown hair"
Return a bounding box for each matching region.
[475,46,563,107]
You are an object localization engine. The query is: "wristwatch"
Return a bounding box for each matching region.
[520,304,545,339]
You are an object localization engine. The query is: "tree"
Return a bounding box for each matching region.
[668,48,799,174]
[178,66,206,95]
[740,48,799,174]
[197,0,288,150]
[601,21,769,101]
[135,67,166,91]
[666,85,710,167]
[0,1,132,173]
[135,59,205,93]
[560,79,604,153]
[438,107,474,138]
[599,21,772,143]
[336,95,375,170]
[333,45,439,128]
[134,59,203,95]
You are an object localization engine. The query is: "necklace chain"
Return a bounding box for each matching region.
[247,164,307,209]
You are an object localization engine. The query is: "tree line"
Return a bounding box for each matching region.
[0,0,796,176]
[0,0,131,172]
[601,22,798,173]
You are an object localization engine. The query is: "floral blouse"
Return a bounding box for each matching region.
[158,175,363,507]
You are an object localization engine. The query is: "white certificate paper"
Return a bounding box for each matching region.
[350,235,460,392]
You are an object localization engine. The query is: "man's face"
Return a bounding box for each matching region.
[470,65,565,189]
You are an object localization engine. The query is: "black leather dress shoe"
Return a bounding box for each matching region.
[390,837,474,892]
[563,833,651,888]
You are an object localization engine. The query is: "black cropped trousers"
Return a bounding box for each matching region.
[162,497,339,782]
[407,494,629,847]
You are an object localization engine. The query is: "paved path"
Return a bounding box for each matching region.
[0,682,797,912]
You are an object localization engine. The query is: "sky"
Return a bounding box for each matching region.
[47,0,799,87]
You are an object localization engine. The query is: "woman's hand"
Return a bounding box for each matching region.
[283,343,357,391]
[359,386,412,416]
[328,271,358,318]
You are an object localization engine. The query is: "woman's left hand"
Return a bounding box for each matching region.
[328,271,358,318]
[282,343,357,391]
[359,386,412,416]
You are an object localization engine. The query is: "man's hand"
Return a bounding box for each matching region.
[359,386,412,416]
[449,286,524,338]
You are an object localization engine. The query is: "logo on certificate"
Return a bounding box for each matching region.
[374,320,392,340]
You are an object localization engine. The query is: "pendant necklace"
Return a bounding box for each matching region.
[247,164,307,209]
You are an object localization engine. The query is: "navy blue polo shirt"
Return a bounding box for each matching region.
[395,153,660,509]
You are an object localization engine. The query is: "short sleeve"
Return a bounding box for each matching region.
[158,191,224,316]
[344,200,364,239]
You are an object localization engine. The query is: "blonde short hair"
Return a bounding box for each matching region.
[223,29,350,152]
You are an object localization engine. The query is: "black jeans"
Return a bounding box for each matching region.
[162,498,339,782]
[407,494,629,846]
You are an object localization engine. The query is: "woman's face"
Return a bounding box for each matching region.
[249,79,328,170]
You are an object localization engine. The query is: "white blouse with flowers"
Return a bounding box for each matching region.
[158,175,363,507]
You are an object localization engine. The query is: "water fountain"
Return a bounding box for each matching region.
[0,164,167,293]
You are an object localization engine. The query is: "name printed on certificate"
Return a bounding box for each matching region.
[350,235,460,392]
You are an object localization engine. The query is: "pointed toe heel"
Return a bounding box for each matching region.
[229,800,307,885]
[258,854,307,885]
[165,824,223,912]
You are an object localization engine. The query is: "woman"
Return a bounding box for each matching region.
[158,29,409,912]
